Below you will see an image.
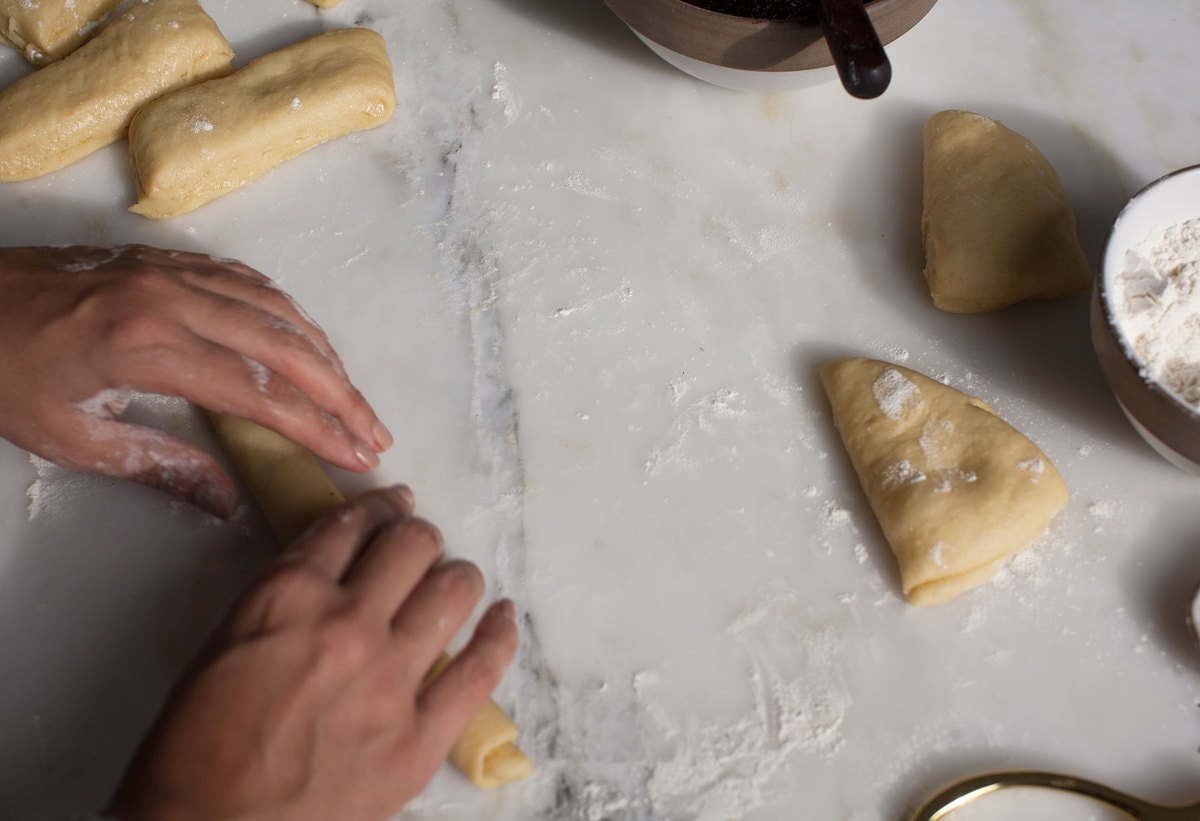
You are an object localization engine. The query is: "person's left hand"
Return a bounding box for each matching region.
[0,245,392,517]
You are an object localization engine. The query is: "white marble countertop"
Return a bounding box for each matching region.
[2,1,1200,818]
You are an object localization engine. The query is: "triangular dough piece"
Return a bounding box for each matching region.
[820,357,1068,605]
[921,109,1093,313]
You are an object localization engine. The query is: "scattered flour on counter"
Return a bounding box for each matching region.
[643,388,747,478]
[1087,499,1119,534]
[636,584,852,818]
[821,499,851,529]
[814,495,865,560]
[1110,216,1200,405]
[491,61,520,124]
[667,372,695,407]
[989,532,1067,601]
[872,368,922,420]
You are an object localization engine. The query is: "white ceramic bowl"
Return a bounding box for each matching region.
[1092,164,1200,473]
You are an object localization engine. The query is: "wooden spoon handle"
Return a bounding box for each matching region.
[815,0,891,98]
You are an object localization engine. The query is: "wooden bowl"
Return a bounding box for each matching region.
[1092,164,1200,474]
[603,0,938,91]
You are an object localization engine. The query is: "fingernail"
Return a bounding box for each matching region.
[391,483,415,508]
[355,443,380,470]
[373,419,394,451]
[496,599,517,624]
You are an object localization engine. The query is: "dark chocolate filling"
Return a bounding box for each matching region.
[682,0,821,21]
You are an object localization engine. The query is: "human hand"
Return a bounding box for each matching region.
[0,245,391,517]
[106,486,519,821]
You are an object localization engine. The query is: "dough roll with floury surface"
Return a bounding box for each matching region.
[0,0,123,64]
[127,27,397,219]
[0,0,233,181]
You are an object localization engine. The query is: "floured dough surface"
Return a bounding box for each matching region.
[921,109,1093,313]
[820,357,1068,605]
[0,0,233,182]
[0,0,122,63]
[128,27,397,219]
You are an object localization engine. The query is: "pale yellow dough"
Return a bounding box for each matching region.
[0,0,233,182]
[921,109,1093,313]
[305,0,343,7]
[127,27,396,219]
[0,0,122,63]
[819,358,1068,606]
[205,412,533,788]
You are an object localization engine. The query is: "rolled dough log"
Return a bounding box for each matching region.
[819,358,1068,606]
[0,0,233,182]
[0,0,122,64]
[127,27,397,219]
[921,109,1093,313]
[205,412,533,788]
[305,0,343,7]
[421,654,536,788]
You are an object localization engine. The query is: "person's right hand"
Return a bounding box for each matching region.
[0,245,392,517]
[106,486,519,821]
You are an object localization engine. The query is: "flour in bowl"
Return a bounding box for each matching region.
[1110,216,1200,405]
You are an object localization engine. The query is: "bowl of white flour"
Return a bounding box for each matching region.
[1093,164,1200,474]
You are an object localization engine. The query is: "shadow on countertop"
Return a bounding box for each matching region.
[490,0,678,76]
[0,471,273,821]
[0,194,277,820]
[1127,509,1200,679]
[0,182,228,255]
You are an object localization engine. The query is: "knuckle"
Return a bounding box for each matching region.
[99,308,174,353]
[76,266,187,353]
[312,609,373,668]
[245,561,330,615]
